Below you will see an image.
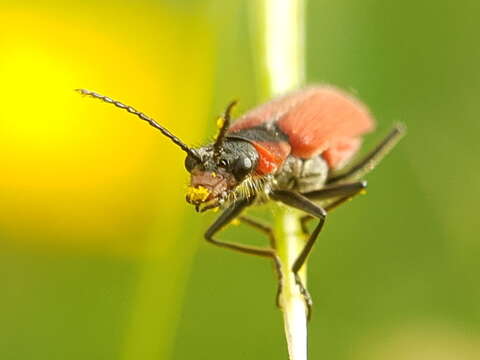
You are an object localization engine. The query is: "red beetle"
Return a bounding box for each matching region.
[77,86,404,311]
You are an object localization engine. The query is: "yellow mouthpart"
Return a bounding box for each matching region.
[186,186,210,202]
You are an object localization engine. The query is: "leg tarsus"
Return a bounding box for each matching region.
[272,254,283,308]
[294,272,313,320]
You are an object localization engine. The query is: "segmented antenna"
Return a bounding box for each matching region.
[76,89,201,161]
[213,100,237,159]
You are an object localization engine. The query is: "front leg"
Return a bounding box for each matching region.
[205,197,275,258]
[204,198,283,306]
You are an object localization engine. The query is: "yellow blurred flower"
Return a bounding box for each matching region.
[0,5,215,255]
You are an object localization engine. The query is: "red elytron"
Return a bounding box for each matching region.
[77,85,404,313]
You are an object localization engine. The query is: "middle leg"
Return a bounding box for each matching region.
[238,215,283,306]
[204,200,283,308]
[270,190,327,315]
[300,180,368,233]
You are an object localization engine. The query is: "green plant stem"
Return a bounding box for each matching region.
[253,0,308,359]
[274,206,308,360]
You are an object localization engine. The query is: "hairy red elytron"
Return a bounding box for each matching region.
[77,85,405,312]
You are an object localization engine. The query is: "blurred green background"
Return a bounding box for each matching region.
[1,0,479,359]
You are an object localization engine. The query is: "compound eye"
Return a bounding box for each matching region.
[184,154,199,172]
[219,159,229,168]
[232,156,253,180]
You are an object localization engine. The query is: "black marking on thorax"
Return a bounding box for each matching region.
[226,123,289,144]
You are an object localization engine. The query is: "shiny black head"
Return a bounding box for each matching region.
[185,139,258,211]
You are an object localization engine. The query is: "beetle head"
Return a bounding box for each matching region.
[185,140,258,212]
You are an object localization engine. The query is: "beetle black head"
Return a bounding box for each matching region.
[185,139,258,211]
[182,100,258,211]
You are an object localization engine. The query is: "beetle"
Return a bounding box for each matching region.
[77,86,405,312]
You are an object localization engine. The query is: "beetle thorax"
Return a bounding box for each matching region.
[274,155,329,193]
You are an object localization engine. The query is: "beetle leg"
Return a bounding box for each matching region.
[238,216,275,248]
[205,199,283,307]
[323,186,366,212]
[327,123,405,184]
[270,190,328,318]
[300,180,368,232]
[304,181,367,201]
[205,198,271,257]
[238,216,283,307]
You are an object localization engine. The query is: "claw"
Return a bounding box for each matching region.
[272,255,284,309]
[294,272,313,320]
[275,285,283,308]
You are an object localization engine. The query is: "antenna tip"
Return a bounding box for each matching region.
[227,99,239,110]
[75,88,89,95]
